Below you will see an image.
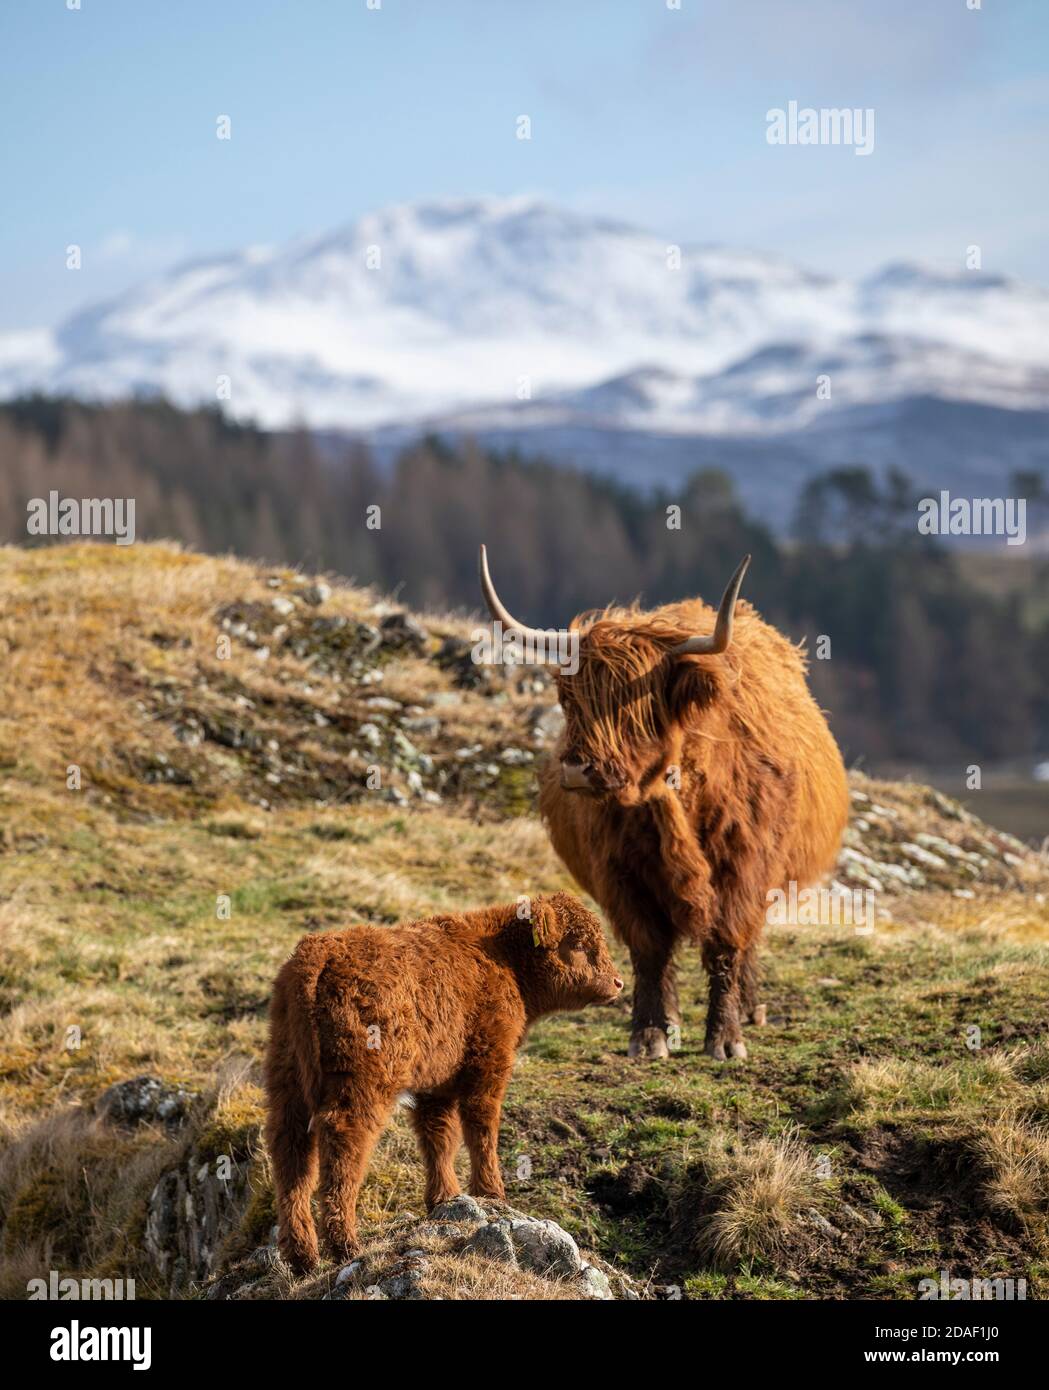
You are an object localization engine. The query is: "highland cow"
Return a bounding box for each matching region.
[265,891,622,1274]
[479,546,849,1063]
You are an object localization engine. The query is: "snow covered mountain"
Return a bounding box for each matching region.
[5,195,1049,439]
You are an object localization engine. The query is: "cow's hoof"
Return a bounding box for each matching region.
[628,1028,670,1060]
[704,1038,747,1061]
[748,1004,767,1027]
[728,1039,748,1059]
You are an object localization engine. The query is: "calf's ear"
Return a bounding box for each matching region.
[530,896,561,948]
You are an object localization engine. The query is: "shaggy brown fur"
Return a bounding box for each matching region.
[265,891,622,1274]
[536,589,849,1062]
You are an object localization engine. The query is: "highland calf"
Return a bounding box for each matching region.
[265,892,622,1274]
[479,546,849,1063]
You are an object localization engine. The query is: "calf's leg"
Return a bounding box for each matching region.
[410,1093,462,1209]
[316,1079,393,1262]
[266,1064,320,1275]
[458,1068,510,1200]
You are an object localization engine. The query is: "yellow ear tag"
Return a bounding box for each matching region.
[531,900,552,947]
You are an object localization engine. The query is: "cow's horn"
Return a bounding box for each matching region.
[478,544,556,646]
[669,554,751,656]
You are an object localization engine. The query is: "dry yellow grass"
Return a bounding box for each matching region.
[974,1118,1049,1241]
[690,1127,823,1266]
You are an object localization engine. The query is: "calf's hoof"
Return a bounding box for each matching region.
[280,1240,320,1278]
[703,1038,748,1062]
[468,1181,506,1201]
[325,1236,360,1267]
[747,1004,767,1026]
[628,1027,670,1060]
[425,1188,462,1212]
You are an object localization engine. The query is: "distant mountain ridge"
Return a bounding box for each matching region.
[4,195,1048,524]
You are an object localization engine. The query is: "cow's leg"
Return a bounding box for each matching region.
[626,930,681,1060]
[458,1064,511,1201]
[739,942,766,1026]
[603,875,681,1060]
[316,1079,393,1262]
[410,1093,462,1210]
[701,941,747,1061]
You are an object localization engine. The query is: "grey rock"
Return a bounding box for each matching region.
[145,1147,250,1294]
[500,747,533,765]
[403,715,441,738]
[914,832,983,866]
[579,1264,613,1299]
[435,635,491,689]
[97,1075,194,1127]
[840,1203,869,1226]
[926,789,967,821]
[900,842,950,872]
[429,1195,485,1225]
[532,705,564,743]
[378,1258,427,1300]
[380,612,429,652]
[392,729,420,762]
[806,1208,840,1238]
[509,1218,582,1278]
[463,1220,518,1266]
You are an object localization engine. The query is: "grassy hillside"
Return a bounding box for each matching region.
[1,542,1047,1300]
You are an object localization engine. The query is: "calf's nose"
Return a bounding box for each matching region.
[613,977,624,991]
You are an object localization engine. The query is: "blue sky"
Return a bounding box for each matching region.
[2,0,1047,331]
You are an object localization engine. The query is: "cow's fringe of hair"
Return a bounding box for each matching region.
[570,611,709,764]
